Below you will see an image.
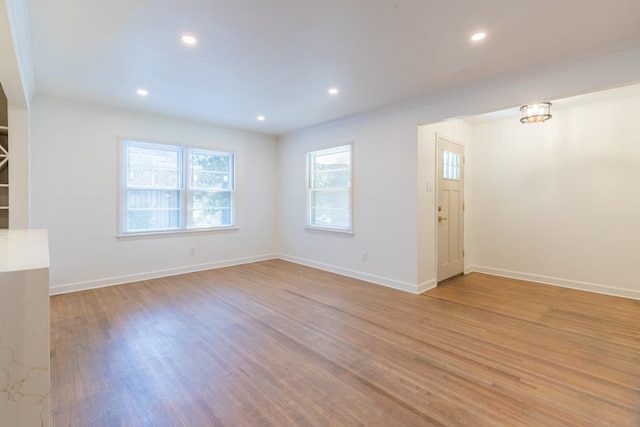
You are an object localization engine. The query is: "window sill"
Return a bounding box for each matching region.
[117,226,239,240]
[304,226,354,236]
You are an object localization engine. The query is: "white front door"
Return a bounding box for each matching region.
[437,137,464,282]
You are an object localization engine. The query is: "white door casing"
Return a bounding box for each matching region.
[437,137,464,282]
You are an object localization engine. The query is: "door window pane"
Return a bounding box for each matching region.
[443,151,461,180]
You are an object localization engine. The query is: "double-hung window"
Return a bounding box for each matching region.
[306,143,353,233]
[120,139,235,235]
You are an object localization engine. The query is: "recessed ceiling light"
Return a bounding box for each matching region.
[328,88,339,95]
[471,32,486,42]
[137,88,148,96]
[257,115,266,121]
[181,34,197,45]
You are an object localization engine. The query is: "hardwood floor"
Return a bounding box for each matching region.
[50,260,640,426]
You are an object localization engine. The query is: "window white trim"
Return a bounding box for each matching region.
[119,138,236,236]
[306,143,353,234]
[116,226,239,240]
[186,147,236,230]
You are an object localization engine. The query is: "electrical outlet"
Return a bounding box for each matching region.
[362,252,368,262]
[189,247,196,256]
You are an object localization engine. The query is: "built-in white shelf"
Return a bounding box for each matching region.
[1,118,8,229]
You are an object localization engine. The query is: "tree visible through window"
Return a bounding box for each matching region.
[121,140,235,234]
[306,144,352,232]
[189,149,234,229]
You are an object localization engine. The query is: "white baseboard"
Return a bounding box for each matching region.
[49,254,279,296]
[279,254,431,294]
[49,253,431,296]
[416,279,438,294]
[465,265,640,301]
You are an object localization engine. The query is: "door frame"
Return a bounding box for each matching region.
[435,133,465,283]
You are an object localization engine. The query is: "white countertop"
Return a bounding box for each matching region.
[0,229,50,272]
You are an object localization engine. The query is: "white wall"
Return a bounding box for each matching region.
[279,112,475,294]
[0,0,34,108]
[23,45,640,296]
[277,47,640,295]
[7,104,29,228]
[417,120,472,287]
[468,95,640,299]
[30,100,279,293]
[278,111,421,292]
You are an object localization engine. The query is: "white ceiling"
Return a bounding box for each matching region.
[25,0,640,135]
[464,82,640,124]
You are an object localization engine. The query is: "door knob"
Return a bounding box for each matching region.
[438,216,447,222]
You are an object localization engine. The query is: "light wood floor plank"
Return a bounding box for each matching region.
[50,260,640,426]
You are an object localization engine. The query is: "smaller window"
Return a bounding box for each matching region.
[443,150,461,181]
[306,144,353,233]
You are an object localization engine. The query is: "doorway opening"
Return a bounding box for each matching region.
[437,136,464,282]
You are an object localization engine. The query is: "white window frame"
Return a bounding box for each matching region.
[306,143,353,234]
[119,139,236,236]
